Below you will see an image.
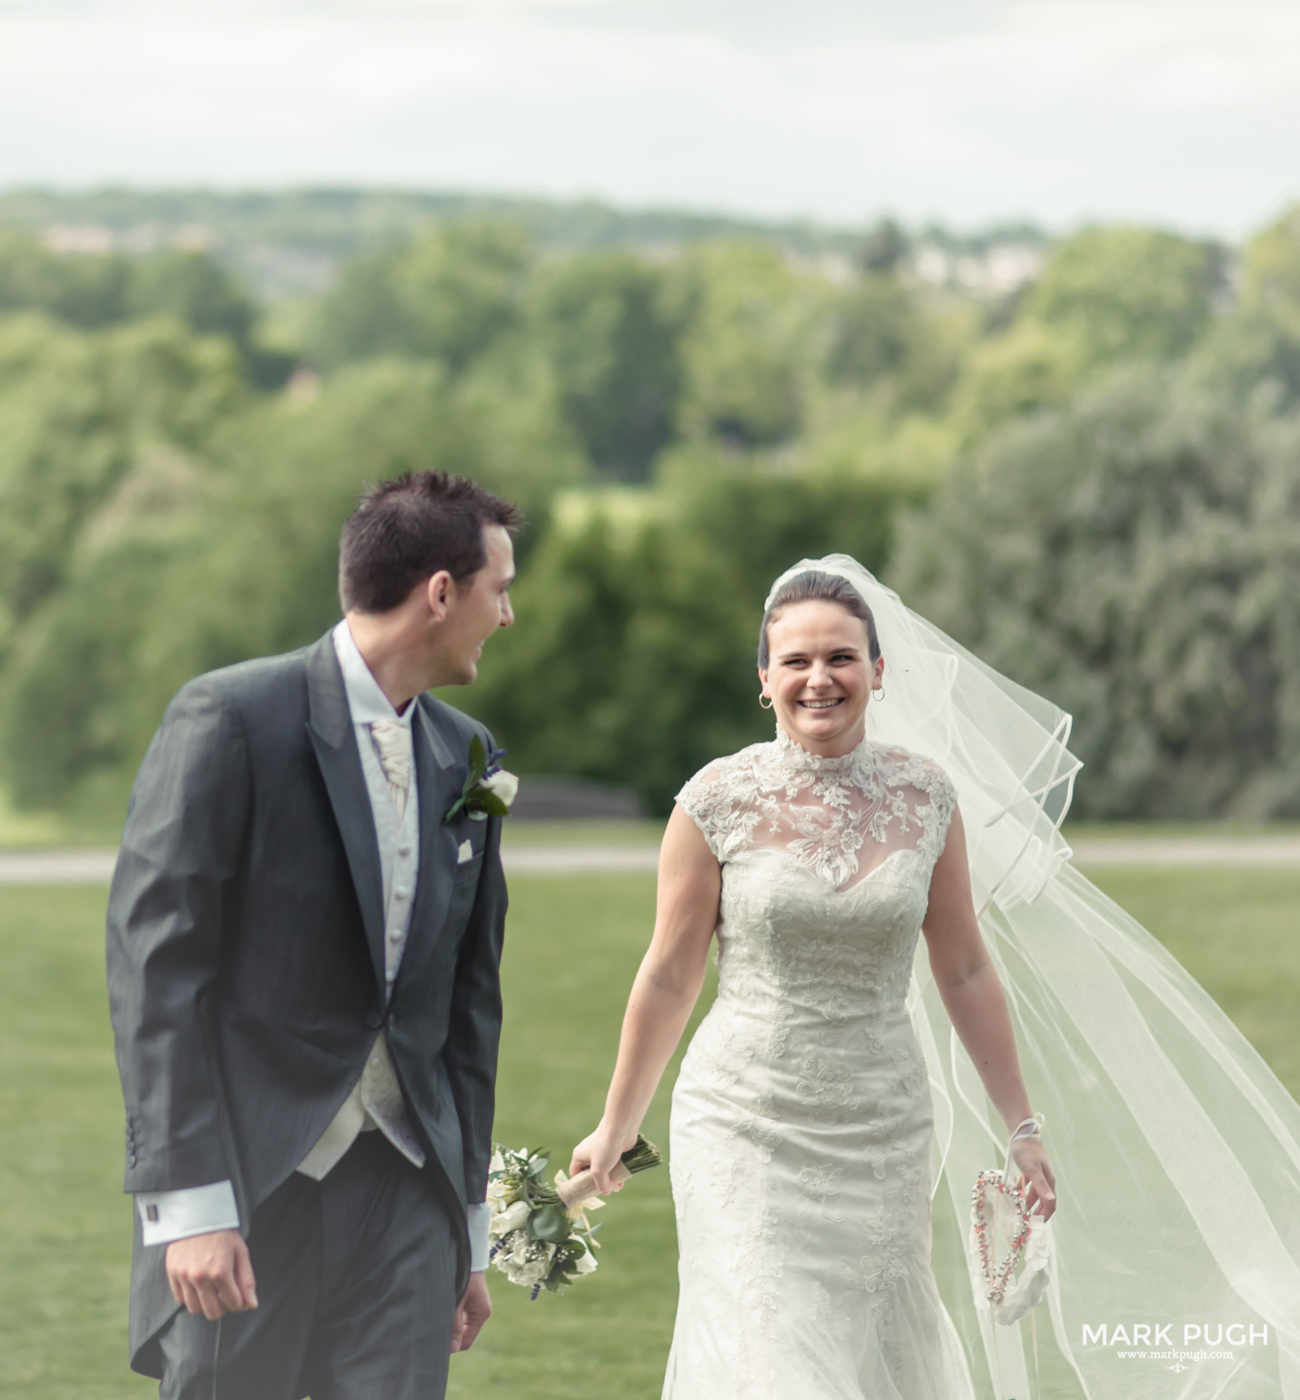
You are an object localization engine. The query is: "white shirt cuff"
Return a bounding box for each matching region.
[136,1180,240,1247]
[466,1201,491,1272]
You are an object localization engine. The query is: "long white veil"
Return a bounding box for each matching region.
[766,555,1300,1399]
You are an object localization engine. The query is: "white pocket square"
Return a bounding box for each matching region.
[457,839,474,865]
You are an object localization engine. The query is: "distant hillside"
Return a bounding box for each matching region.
[0,186,1050,299]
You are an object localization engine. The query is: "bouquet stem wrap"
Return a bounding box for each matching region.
[557,1161,632,1210]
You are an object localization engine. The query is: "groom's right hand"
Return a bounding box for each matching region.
[166,1230,259,1320]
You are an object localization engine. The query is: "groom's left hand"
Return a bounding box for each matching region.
[451,1271,492,1353]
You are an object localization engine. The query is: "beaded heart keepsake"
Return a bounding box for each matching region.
[968,1167,1053,1327]
[971,1169,1031,1306]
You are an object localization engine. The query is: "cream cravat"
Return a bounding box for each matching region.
[369,719,411,820]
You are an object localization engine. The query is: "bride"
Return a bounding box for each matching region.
[572,555,1300,1400]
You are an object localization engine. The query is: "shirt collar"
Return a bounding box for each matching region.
[332,619,416,730]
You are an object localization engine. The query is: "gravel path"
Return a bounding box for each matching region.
[0,850,121,884]
[2,837,1298,885]
[1068,837,1300,868]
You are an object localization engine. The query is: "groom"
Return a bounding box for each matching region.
[107,470,518,1397]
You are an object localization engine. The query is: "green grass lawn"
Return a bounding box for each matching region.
[0,786,127,851]
[1,867,1297,1398]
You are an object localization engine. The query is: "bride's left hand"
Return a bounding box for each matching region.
[1011,1136,1057,1221]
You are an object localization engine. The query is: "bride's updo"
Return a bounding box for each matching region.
[758,570,882,668]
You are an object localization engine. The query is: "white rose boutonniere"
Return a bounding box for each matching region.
[478,767,519,809]
[443,735,518,824]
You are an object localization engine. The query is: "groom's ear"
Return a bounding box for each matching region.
[424,569,455,621]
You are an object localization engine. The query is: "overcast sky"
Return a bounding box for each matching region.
[1,0,1297,236]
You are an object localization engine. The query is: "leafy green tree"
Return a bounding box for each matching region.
[399,221,532,374]
[1194,206,1300,412]
[1029,226,1220,369]
[0,231,132,327]
[0,315,243,651]
[129,249,257,349]
[0,235,264,353]
[950,319,1086,436]
[676,246,812,448]
[310,221,532,376]
[824,274,915,389]
[307,253,415,368]
[535,253,686,481]
[0,448,213,804]
[1242,205,1300,314]
[462,460,930,811]
[890,366,1300,818]
[890,302,982,417]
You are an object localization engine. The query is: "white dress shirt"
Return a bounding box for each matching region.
[137,618,490,1270]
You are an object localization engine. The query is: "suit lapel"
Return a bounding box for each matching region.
[305,632,388,993]
[409,700,468,962]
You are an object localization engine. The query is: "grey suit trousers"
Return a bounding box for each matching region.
[156,1134,462,1400]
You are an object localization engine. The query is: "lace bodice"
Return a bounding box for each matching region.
[678,728,956,892]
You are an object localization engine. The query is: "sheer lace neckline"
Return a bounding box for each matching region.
[773,725,872,775]
[677,730,957,893]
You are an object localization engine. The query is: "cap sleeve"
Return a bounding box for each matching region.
[674,760,733,863]
[915,758,958,866]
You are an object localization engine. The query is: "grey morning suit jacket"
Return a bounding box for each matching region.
[106,630,508,1377]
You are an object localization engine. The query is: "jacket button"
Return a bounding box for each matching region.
[365,1011,383,1030]
[129,1154,137,1167]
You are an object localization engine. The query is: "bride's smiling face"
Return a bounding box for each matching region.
[759,600,884,757]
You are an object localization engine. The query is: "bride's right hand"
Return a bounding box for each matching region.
[570,1124,638,1195]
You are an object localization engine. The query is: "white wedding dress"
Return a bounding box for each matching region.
[664,728,977,1400]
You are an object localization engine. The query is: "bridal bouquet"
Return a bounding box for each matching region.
[486,1136,661,1299]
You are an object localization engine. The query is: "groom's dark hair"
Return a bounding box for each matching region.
[339,470,521,614]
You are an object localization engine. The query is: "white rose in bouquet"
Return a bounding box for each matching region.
[506,1241,556,1288]
[491,1200,531,1235]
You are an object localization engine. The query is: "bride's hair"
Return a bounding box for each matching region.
[758,570,881,669]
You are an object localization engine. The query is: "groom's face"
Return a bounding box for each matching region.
[438,525,516,684]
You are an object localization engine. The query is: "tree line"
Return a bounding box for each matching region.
[0,205,1298,821]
